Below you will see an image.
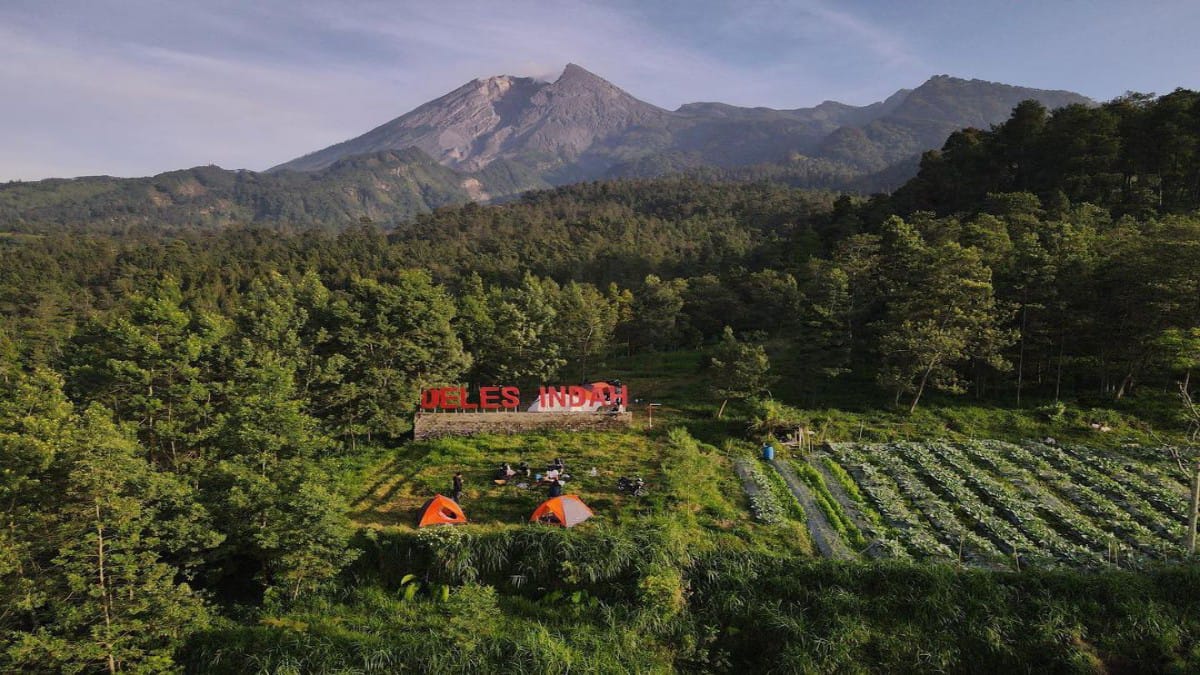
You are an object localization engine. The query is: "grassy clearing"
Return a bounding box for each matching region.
[350,424,814,560]
[351,431,664,528]
[749,395,1186,451]
[601,345,1188,454]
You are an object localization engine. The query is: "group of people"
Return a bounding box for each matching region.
[451,457,571,502]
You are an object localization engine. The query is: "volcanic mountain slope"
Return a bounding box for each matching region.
[271,64,675,178]
[271,64,1091,186]
[1,64,1092,231]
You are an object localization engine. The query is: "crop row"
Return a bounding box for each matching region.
[956,440,1118,558]
[1019,442,1184,550]
[792,460,868,551]
[827,443,966,563]
[826,440,1190,568]
[923,441,1102,566]
[742,459,795,525]
[1056,444,1190,521]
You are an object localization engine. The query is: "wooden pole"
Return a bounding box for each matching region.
[1189,459,1200,557]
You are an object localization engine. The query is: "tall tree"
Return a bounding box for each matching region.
[549,281,618,381]
[873,218,1014,411]
[321,274,470,443]
[67,277,225,468]
[200,277,357,601]
[459,274,565,387]
[6,405,213,674]
[619,275,687,352]
[709,327,772,400]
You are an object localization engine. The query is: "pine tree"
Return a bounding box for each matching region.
[322,274,471,443]
[67,277,225,468]
[873,218,1014,411]
[8,406,212,673]
[199,273,357,599]
[710,327,772,400]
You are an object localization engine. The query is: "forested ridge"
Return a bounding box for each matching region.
[0,72,1092,233]
[2,89,1200,672]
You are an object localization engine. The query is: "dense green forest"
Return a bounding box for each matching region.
[3,89,1200,672]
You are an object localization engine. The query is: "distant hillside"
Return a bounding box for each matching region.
[0,65,1091,231]
[0,149,551,232]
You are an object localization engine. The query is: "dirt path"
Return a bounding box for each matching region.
[733,458,763,501]
[770,458,853,559]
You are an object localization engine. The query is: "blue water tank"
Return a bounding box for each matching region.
[762,444,775,461]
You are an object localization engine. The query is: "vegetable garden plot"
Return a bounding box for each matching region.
[1022,442,1186,545]
[863,445,1007,564]
[958,441,1116,558]
[824,441,1192,568]
[923,441,1101,566]
[1055,444,1190,521]
[826,444,952,562]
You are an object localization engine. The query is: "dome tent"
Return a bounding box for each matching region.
[529,495,593,527]
[417,494,467,527]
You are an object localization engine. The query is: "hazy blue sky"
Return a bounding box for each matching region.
[2,0,1198,180]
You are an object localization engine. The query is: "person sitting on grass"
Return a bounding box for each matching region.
[493,463,517,485]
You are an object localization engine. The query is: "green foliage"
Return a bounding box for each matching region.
[322,273,471,443]
[821,456,886,528]
[793,460,867,550]
[68,277,226,467]
[690,557,1200,673]
[458,273,567,387]
[620,275,687,351]
[708,327,772,399]
[2,89,1200,672]
[4,403,216,673]
[872,216,1014,411]
[208,457,359,601]
[894,89,1200,217]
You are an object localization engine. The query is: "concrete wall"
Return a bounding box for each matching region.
[413,411,633,440]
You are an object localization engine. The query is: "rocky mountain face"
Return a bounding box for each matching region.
[272,64,1091,186]
[273,64,673,176]
[2,65,1092,231]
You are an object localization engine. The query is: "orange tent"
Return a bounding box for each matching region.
[417,494,467,528]
[529,495,593,527]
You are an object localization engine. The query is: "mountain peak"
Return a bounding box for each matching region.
[553,63,628,94]
[269,66,1091,183]
[558,63,602,83]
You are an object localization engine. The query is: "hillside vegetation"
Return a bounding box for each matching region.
[1,70,1092,232]
[2,89,1200,672]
